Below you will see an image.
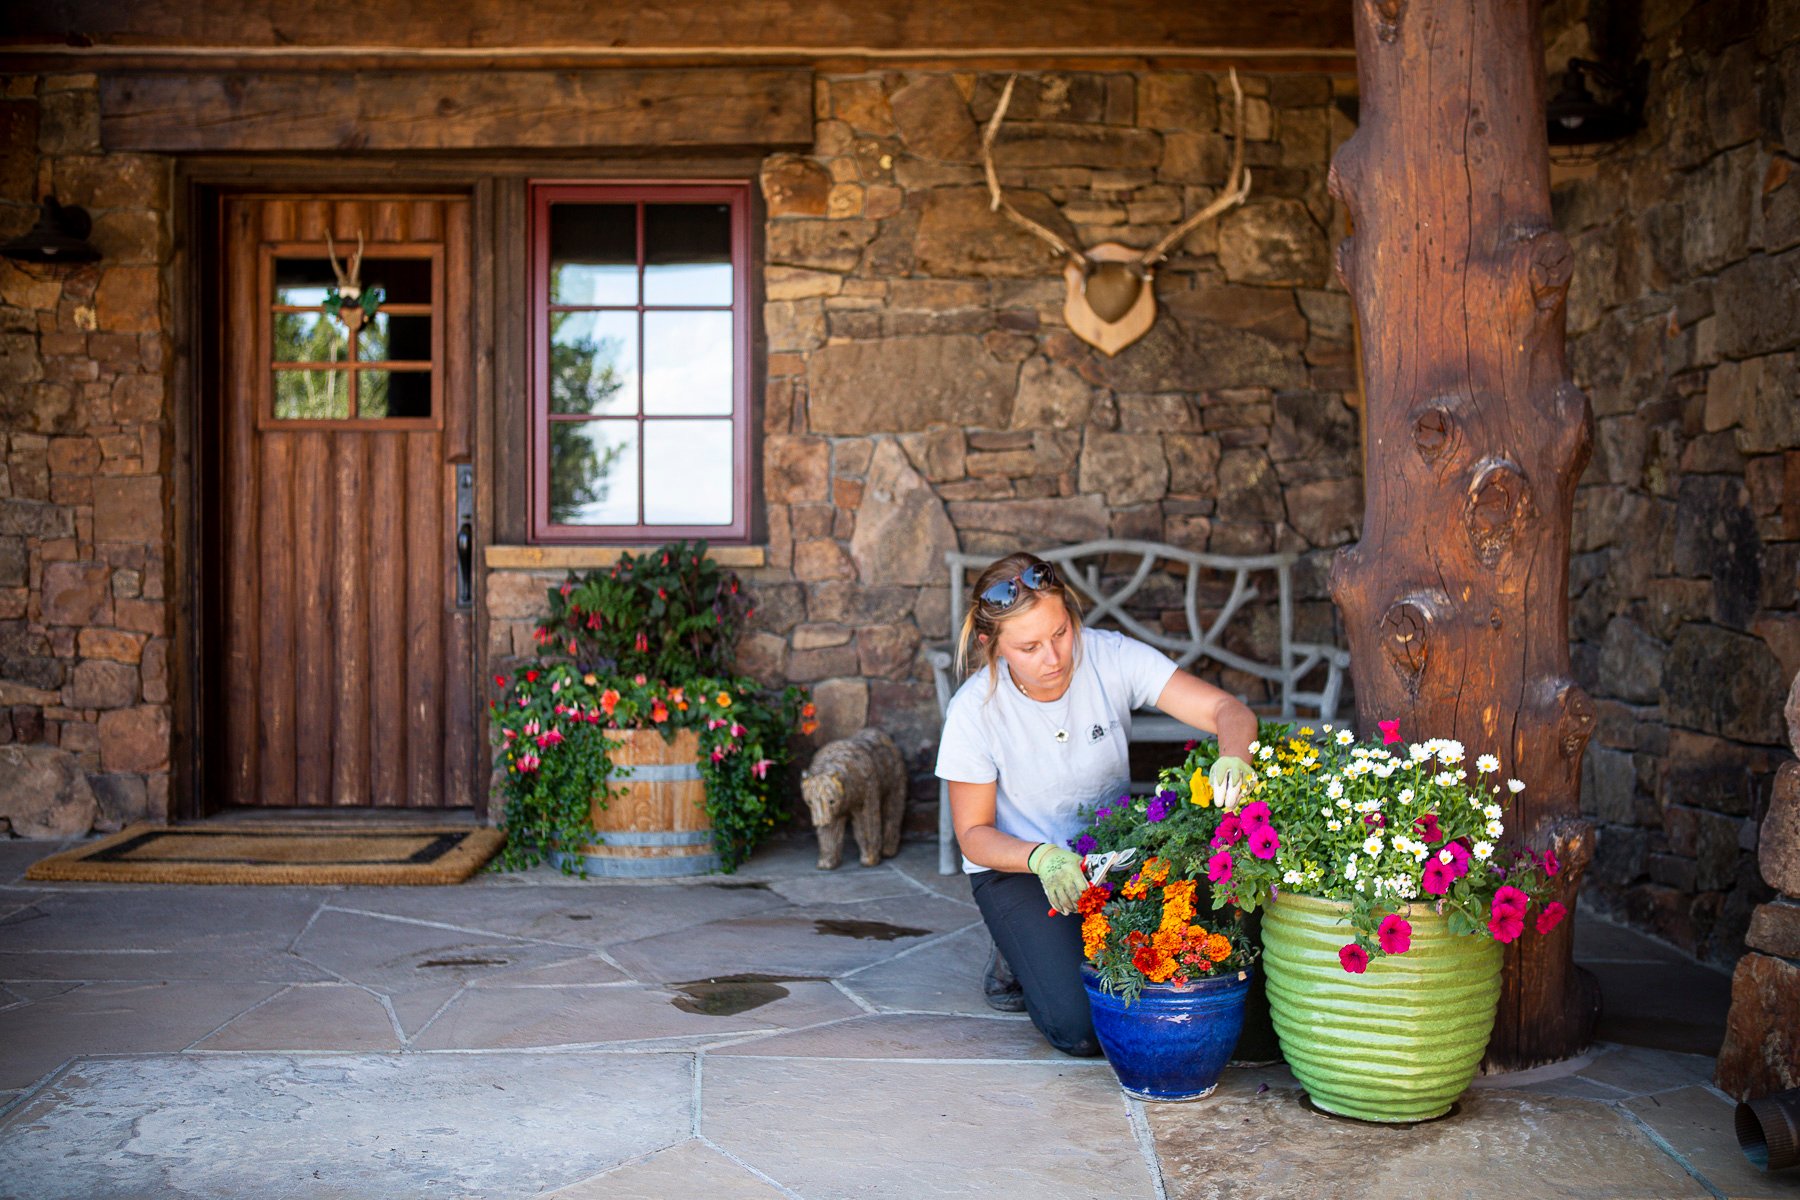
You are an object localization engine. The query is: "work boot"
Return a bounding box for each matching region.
[983,944,1026,1012]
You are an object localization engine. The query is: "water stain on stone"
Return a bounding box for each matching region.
[563,913,593,921]
[813,918,929,941]
[709,881,771,890]
[669,972,823,1017]
[417,956,508,969]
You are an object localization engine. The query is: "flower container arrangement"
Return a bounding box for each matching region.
[1204,721,1564,1123]
[1075,851,1259,1101]
[489,541,815,877]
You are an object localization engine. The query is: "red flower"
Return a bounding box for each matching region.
[1237,800,1272,831]
[525,670,538,682]
[1421,858,1454,896]
[1248,825,1280,860]
[1542,849,1560,877]
[1206,850,1234,884]
[1132,945,1160,977]
[600,689,619,716]
[1413,813,1442,845]
[1378,719,1401,744]
[1339,943,1370,974]
[1488,910,1525,943]
[494,674,506,687]
[1378,914,1412,956]
[635,631,649,653]
[1492,885,1529,917]
[651,699,669,724]
[1211,813,1244,847]
[1535,901,1567,934]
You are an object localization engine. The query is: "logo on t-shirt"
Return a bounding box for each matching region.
[1089,724,1106,743]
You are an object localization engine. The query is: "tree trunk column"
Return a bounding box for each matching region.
[1328,0,1601,1068]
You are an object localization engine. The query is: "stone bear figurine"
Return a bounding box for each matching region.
[801,727,907,869]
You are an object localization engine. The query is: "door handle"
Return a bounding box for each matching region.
[454,463,474,609]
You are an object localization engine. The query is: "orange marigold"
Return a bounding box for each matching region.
[1076,884,1111,915]
[1141,857,1171,886]
[1205,933,1233,962]
[1081,913,1110,959]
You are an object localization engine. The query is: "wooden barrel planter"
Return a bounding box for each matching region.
[551,728,719,877]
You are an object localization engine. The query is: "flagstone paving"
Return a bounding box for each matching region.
[0,832,1777,1199]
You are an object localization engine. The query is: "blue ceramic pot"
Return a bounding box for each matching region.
[1081,964,1253,1102]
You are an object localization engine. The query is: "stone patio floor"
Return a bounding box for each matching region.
[0,830,1785,1199]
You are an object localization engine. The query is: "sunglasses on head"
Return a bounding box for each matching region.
[978,561,1057,609]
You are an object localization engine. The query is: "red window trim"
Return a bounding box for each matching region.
[528,180,753,544]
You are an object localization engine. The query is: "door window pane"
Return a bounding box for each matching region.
[644,203,732,306]
[360,370,431,420]
[274,310,348,363]
[550,203,637,306]
[549,420,639,525]
[549,311,638,415]
[359,313,432,363]
[642,311,732,416]
[273,370,350,420]
[273,258,338,308]
[362,257,432,305]
[644,420,733,526]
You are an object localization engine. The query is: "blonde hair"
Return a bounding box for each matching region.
[955,552,1085,695]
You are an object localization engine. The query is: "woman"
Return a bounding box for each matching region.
[935,552,1257,1057]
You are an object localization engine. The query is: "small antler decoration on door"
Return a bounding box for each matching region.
[321,230,384,334]
[982,70,1252,356]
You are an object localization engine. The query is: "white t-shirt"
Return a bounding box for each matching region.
[934,628,1179,875]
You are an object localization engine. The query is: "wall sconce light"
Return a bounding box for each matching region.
[1547,58,1643,146]
[1,198,101,264]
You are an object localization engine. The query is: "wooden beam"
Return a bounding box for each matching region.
[99,68,815,153]
[1329,0,1600,1069]
[11,0,1353,56]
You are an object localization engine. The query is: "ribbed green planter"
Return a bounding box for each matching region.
[1261,891,1501,1123]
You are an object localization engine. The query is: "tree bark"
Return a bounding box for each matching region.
[1328,0,1601,1068]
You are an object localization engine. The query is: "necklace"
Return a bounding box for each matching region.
[1011,670,1073,743]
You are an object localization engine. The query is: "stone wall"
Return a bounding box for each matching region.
[484,68,1365,827]
[0,74,174,837]
[1547,1,1800,963]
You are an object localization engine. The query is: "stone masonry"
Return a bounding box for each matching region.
[484,67,1366,832]
[0,73,174,836]
[1545,0,1800,966]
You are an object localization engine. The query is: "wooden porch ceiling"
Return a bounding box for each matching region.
[0,0,1355,73]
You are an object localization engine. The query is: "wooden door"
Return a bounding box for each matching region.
[215,194,476,809]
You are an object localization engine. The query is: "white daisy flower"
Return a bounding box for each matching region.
[1507,778,1526,794]
[1412,844,1430,862]
[1327,820,1343,832]
[1398,788,1415,804]
[1326,779,1345,800]
[1355,879,1367,893]
[1394,875,1419,899]
[1476,754,1499,774]
[1337,798,1352,810]
[1345,858,1359,880]
[1483,804,1502,820]
[1473,841,1494,861]
[1438,848,1456,865]
[1259,745,1275,761]
[1433,771,1459,787]
[1362,835,1384,857]
[1485,819,1505,838]
[1266,765,1284,778]
[1374,762,1397,778]
[1336,729,1355,745]
[1409,743,1433,762]
[1248,740,1262,754]
[1283,869,1305,885]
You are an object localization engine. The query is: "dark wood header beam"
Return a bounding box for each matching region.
[9,0,1352,58]
[99,69,817,153]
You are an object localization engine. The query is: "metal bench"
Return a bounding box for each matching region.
[928,539,1351,874]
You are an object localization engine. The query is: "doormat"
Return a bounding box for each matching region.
[24,822,505,886]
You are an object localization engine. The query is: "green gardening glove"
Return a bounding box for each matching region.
[1029,843,1087,915]
[1209,755,1254,807]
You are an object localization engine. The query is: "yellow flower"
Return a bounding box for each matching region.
[583,673,598,686]
[1298,727,1315,737]
[716,691,733,708]
[1190,769,1213,807]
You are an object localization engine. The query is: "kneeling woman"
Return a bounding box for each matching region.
[935,553,1257,1057]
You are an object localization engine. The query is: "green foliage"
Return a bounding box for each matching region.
[489,541,813,876]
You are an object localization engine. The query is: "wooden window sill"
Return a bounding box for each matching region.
[484,545,766,569]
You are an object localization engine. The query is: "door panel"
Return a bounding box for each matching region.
[217,194,474,809]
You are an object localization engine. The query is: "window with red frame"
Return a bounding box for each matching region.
[530,183,752,542]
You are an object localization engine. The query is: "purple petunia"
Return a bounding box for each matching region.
[1146,790,1175,823]
[1071,833,1097,855]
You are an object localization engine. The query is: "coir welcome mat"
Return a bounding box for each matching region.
[25,822,505,886]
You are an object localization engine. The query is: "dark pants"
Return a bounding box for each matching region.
[970,869,1100,1058]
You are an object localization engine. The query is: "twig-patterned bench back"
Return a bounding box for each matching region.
[935,539,1348,722]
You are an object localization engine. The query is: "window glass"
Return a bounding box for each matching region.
[360,370,431,419]
[273,370,350,420]
[549,311,638,415]
[549,420,639,525]
[642,311,732,416]
[644,203,733,306]
[643,420,734,525]
[358,313,432,363]
[550,203,637,306]
[274,310,348,363]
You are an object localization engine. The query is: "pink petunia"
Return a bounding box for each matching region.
[1421,858,1454,896]
[1488,910,1525,943]
[1542,849,1560,877]
[1206,850,1235,885]
[1379,719,1401,745]
[1339,943,1370,973]
[1414,813,1443,845]
[1443,840,1472,878]
[1238,800,1272,832]
[1536,901,1567,934]
[1248,825,1281,860]
[1211,813,1244,847]
[1378,914,1412,955]
[1492,885,1529,917]
[1362,811,1385,829]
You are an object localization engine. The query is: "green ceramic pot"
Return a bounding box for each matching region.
[1261,890,1502,1123]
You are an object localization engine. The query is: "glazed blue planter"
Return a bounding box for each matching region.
[1082,964,1253,1102]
